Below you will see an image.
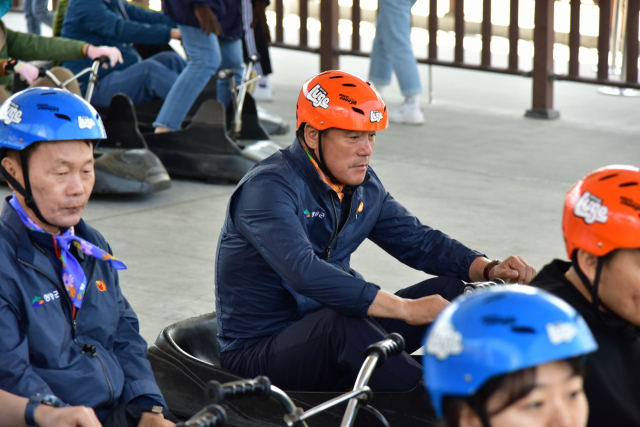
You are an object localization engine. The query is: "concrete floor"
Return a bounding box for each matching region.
[0,13,638,343]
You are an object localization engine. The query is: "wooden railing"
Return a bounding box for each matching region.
[269,0,640,118]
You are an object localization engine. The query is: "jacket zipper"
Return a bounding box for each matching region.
[322,194,355,259]
[19,255,113,404]
[93,352,115,404]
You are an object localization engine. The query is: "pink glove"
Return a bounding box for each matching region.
[86,45,123,68]
[13,61,40,85]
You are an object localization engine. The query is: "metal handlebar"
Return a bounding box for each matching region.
[463,278,506,294]
[175,404,227,427]
[32,56,110,103]
[340,334,405,427]
[205,378,307,427]
[207,334,405,427]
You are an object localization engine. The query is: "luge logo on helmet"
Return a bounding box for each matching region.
[0,102,22,125]
[425,319,463,360]
[78,116,96,130]
[546,322,577,345]
[573,191,609,224]
[370,110,383,123]
[306,84,330,109]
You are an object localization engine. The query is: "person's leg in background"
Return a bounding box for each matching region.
[144,50,187,75]
[32,0,54,30]
[249,0,274,101]
[216,38,243,108]
[368,0,424,125]
[90,58,183,107]
[23,0,40,35]
[220,308,423,393]
[153,24,222,132]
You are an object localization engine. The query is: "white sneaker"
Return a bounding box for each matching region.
[388,101,424,125]
[252,82,275,102]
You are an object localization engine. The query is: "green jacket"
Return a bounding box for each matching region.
[0,20,86,93]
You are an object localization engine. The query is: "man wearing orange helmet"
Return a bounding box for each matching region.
[215,71,535,392]
[531,165,640,427]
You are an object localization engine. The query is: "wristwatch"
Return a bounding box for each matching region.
[141,405,165,415]
[25,394,63,427]
[483,259,502,281]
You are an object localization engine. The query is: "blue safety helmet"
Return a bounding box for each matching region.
[422,286,597,418]
[0,88,106,225]
[0,87,106,149]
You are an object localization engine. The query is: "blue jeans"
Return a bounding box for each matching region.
[24,0,53,35]
[154,24,243,131]
[91,51,187,107]
[368,0,422,97]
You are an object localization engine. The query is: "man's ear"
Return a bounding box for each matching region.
[1,156,23,192]
[304,125,320,150]
[459,403,484,427]
[576,249,599,283]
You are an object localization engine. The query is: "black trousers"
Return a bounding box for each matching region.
[243,22,273,76]
[221,276,464,392]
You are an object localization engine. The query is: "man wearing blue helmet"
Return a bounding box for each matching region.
[423,287,597,427]
[0,88,175,427]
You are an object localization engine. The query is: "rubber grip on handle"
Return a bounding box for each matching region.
[364,333,405,368]
[206,376,272,405]
[175,404,227,427]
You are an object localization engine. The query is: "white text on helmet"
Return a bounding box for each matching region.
[426,319,463,361]
[546,322,578,345]
[0,102,23,125]
[78,116,96,130]
[306,84,330,109]
[573,191,609,225]
[370,110,383,123]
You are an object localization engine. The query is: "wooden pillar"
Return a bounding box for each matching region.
[320,0,340,71]
[508,0,519,70]
[597,0,611,79]
[568,0,581,77]
[481,0,492,66]
[525,0,559,119]
[625,0,639,83]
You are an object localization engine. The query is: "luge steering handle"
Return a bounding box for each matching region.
[364,333,405,368]
[206,376,272,405]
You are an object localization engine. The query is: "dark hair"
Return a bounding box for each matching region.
[440,357,585,427]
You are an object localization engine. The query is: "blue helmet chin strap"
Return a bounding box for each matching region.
[0,149,55,227]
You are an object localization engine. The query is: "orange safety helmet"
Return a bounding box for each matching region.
[563,165,640,258]
[296,70,389,131]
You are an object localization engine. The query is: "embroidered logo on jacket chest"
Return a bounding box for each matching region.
[304,209,325,219]
[32,291,60,307]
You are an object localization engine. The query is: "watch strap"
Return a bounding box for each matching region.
[25,395,62,427]
[24,396,40,427]
[483,259,501,281]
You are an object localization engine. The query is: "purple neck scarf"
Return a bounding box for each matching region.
[10,195,126,309]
